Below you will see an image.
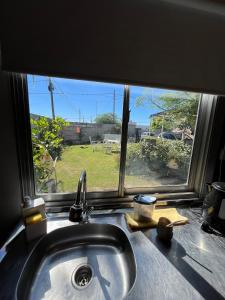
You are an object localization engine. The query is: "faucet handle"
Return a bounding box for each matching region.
[82,206,94,223]
[86,206,94,216]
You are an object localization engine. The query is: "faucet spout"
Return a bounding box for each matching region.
[76,170,87,207]
[69,170,92,223]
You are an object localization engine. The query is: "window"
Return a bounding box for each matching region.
[27,76,123,193]
[125,85,200,189]
[18,74,215,202]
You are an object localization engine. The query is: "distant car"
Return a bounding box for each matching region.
[158,132,177,140]
[141,132,154,139]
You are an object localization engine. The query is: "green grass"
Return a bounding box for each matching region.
[56,144,153,192]
[56,145,119,192]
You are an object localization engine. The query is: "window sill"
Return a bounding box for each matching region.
[45,191,201,213]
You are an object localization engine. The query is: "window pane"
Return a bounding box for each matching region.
[125,86,200,188]
[27,75,123,193]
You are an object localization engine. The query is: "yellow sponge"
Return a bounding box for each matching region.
[25,213,43,225]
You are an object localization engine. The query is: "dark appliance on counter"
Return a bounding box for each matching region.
[202,182,225,234]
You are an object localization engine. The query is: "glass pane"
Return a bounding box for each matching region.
[125,86,200,188]
[27,75,123,193]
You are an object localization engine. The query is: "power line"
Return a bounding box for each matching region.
[29,92,61,95]
[29,75,124,96]
[29,91,123,97]
[66,92,116,96]
[32,79,49,83]
[52,79,79,120]
[53,80,94,123]
[29,77,124,123]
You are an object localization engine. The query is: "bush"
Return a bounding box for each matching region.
[126,139,192,176]
[31,116,69,192]
[165,140,191,170]
[31,117,68,160]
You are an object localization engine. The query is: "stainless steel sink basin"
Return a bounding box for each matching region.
[16,223,136,300]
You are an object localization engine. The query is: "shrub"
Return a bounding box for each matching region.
[31,116,69,192]
[126,139,192,176]
[126,143,144,175]
[31,117,69,160]
[165,139,192,170]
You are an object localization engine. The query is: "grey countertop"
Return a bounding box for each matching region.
[1,208,225,300]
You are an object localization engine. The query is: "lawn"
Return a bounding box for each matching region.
[55,144,156,192]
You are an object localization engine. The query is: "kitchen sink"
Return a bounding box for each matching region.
[16,223,136,300]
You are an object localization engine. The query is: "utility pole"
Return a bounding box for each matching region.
[78,109,81,123]
[113,89,116,123]
[96,100,98,120]
[48,77,55,120]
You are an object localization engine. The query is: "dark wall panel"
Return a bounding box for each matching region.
[0,71,22,246]
[2,0,225,94]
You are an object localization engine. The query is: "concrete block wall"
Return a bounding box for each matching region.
[61,122,136,144]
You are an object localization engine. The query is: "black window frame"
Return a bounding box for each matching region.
[11,73,220,209]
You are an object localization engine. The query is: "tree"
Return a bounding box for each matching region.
[136,89,200,133]
[31,116,68,159]
[95,113,121,133]
[150,115,174,132]
[31,116,68,191]
[95,113,120,125]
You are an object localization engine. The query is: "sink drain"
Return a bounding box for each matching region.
[72,264,93,289]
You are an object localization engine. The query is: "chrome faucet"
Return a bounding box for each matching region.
[69,170,93,223]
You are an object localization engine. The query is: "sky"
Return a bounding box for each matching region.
[27,75,175,125]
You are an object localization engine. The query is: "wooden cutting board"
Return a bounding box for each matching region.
[125,208,188,229]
